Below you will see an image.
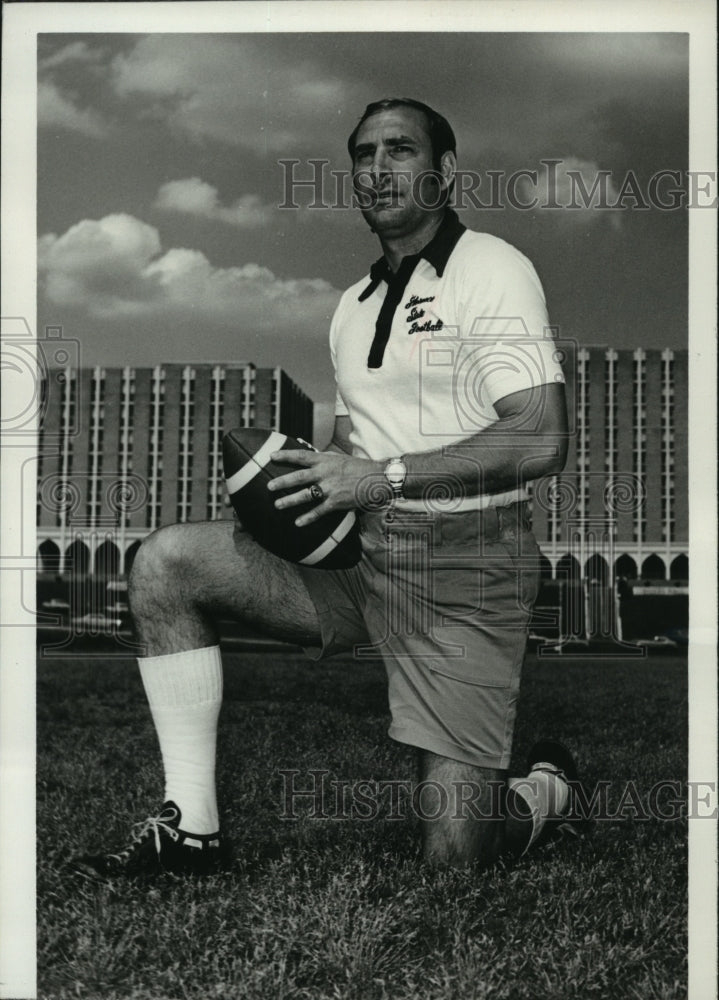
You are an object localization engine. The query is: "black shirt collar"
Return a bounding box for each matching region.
[357,209,466,302]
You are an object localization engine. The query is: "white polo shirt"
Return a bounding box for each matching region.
[330,211,564,510]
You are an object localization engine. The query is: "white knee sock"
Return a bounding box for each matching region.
[138,645,223,834]
[509,766,569,852]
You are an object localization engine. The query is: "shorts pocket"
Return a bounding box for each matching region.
[496,530,541,611]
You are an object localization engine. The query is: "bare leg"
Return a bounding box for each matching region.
[418,750,534,867]
[124,520,323,839]
[128,520,323,654]
[71,520,328,877]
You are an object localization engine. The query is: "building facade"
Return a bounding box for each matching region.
[37,362,313,576]
[531,346,688,585]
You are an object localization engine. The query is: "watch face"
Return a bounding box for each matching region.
[385,459,406,488]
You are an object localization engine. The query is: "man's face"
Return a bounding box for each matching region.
[351,106,445,239]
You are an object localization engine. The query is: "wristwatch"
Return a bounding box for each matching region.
[383,457,408,502]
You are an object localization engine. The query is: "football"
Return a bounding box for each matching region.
[222,427,362,569]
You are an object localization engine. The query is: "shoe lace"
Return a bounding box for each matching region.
[111,811,180,862]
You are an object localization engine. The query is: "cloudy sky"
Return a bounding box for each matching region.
[37,29,690,440]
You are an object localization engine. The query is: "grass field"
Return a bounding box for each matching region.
[37,641,688,1000]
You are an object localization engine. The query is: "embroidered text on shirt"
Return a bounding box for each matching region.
[408,318,444,335]
[405,294,435,309]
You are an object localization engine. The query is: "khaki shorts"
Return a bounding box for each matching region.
[298,502,541,770]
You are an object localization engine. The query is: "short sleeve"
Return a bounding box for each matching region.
[334,387,350,418]
[456,239,565,406]
[329,294,350,417]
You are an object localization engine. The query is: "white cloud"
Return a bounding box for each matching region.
[37,80,108,138]
[110,35,352,154]
[522,157,622,229]
[155,178,273,228]
[39,41,105,72]
[38,213,341,331]
[38,214,163,315]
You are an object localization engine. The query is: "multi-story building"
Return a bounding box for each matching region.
[531,346,688,586]
[36,362,313,577]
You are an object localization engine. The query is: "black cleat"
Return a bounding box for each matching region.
[526,739,587,842]
[527,738,578,784]
[68,801,226,881]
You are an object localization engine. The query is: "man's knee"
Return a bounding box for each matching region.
[129,523,198,607]
[418,751,506,867]
[131,523,184,577]
[420,808,505,868]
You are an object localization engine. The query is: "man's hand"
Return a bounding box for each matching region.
[268,450,382,527]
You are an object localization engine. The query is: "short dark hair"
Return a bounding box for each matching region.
[347,98,457,169]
